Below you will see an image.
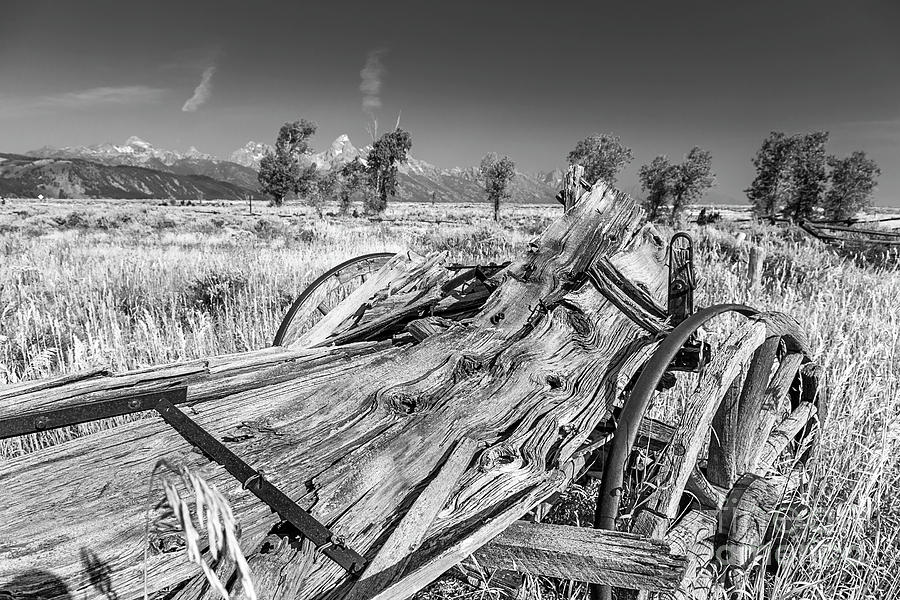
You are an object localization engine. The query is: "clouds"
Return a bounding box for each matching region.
[0,59,218,119]
[0,85,165,118]
[182,66,216,112]
[360,49,387,113]
[43,85,165,109]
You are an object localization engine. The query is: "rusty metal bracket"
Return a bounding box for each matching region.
[666,232,696,325]
[666,233,709,372]
[0,387,366,575]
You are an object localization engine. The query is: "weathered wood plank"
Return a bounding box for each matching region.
[0,367,109,401]
[360,461,583,600]
[472,521,687,591]
[635,416,677,453]
[344,438,479,600]
[0,343,387,422]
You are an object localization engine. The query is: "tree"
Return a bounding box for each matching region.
[638,147,715,224]
[823,151,880,221]
[786,131,829,220]
[638,156,675,222]
[258,151,298,206]
[746,131,829,220]
[566,133,633,186]
[257,119,318,206]
[669,147,715,224]
[746,132,793,217]
[479,153,517,222]
[366,128,412,213]
[336,160,369,214]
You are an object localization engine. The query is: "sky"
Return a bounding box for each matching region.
[1,0,899,205]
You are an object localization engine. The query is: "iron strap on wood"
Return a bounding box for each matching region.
[0,387,366,574]
[0,389,188,440]
[156,399,367,574]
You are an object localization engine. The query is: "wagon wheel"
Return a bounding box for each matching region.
[594,306,825,600]
[273,252,396,347]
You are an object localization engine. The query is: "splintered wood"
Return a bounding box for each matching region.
[0,181,675,600]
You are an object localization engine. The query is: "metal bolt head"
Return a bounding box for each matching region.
[34,416,49,430]
[128,399,141,410]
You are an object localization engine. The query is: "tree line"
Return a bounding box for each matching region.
[466,135,717,224]
[746,131,880,221]
[258,119,880,223]
[257,119,412,215]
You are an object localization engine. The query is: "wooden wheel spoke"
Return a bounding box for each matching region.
[746,352,805,471]
[707,334,779,488]
[273,252,395,347]
[685,464,726,509]
[756,402,817,472]
[707,313,809,490]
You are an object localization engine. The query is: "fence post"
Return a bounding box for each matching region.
[747,246,765,290]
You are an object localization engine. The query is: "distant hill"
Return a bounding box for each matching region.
[27,136,260,191]
[0,154,256,200]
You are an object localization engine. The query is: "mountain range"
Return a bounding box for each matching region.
[27,136,260,191]
[0,153,254,201]
[12,135,563,204]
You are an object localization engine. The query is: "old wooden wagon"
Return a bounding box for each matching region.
[0,177,823,600]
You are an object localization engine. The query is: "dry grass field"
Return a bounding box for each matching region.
[1,197,898,599]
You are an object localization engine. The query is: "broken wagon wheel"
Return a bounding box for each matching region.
[272,252,396,346]
[592,306,823,600]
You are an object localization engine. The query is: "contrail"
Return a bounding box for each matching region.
[182,65,216,112]
[360,49,387,113]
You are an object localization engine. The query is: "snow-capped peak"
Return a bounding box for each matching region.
[125,136,152,149]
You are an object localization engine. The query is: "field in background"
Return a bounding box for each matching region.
[1,197,898,598]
